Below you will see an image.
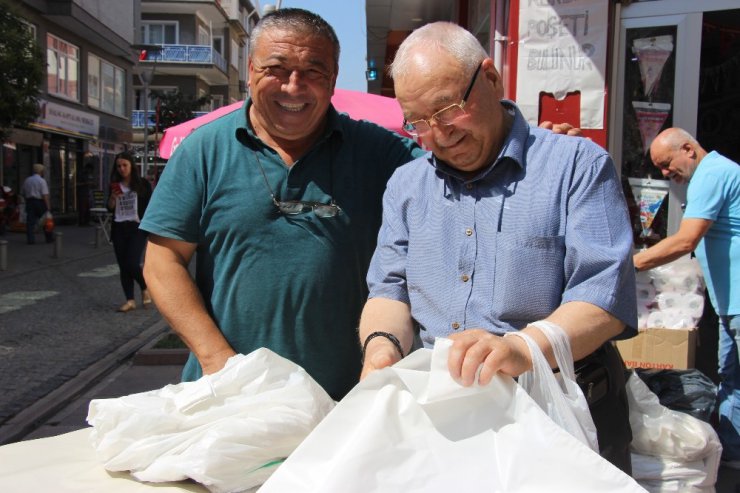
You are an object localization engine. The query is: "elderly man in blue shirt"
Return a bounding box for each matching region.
[359,22,637,473]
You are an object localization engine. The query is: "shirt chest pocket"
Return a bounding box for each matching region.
[492,233,566,322]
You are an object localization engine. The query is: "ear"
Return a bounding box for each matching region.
[481,58,504,98]
[681,142,696,158]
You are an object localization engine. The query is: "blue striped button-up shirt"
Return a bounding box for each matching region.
[367,101,637,346]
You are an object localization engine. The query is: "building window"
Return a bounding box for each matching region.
[47,34,79,101]
[231,39,239,69]
[198,26,209,46]
[88,54,125,116]
[141,22,178,44]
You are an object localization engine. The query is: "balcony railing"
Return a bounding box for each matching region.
[132,110,209,129]
[140,44,228,73]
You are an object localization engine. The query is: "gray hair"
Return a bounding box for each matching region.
[33,163,44,174]
[249,8,340,70]
[389,22,487,80]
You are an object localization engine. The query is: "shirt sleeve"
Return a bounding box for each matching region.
[683,171,723,221]
[560,146,638,334]
[139,144,204,244]
[367,167,412,304]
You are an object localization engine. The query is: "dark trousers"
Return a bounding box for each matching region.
[25,198,47,244]
[575,342,633,475]
[111,221,148,301]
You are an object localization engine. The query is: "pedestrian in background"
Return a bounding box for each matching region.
[634,127,740,468]
[107,151,152,313]
[20,163,50,245]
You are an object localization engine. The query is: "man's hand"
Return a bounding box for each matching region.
[539,121,583,137]
[447,329,533,386]
[360,337,403,380]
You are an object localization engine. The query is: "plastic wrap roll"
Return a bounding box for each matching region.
[656,292,681,310]
[683,292,705,319]
[636,283,656,305]
[646,309,694,329]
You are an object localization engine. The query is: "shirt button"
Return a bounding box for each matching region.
[451,322,460,330]
[465,183,473,190]
[465,228,473,236]
[461,274,469,282]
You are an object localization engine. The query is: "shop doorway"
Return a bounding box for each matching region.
[697,9,740,165]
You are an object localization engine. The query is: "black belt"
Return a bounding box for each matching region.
[573,343,619,406]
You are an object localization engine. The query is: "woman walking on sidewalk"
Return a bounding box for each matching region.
[107,152,152,312]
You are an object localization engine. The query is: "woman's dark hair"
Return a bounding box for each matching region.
[111,151,148,196]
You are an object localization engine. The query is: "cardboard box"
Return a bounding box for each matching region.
[615,327,697,370]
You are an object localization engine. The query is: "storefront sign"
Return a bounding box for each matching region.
[35,99,99,137]
[517,0,608,129]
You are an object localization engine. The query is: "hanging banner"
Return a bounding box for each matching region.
[632,101,671,155]
[516,0,609,129]
[628,177,670,239]
[632,35,674,97]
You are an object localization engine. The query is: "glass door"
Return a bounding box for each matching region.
[610,12,702,246]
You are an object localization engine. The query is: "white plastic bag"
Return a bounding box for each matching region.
[259,338,645,493]
[626,373,722,492]
[508,320,599,451]
[87,349,335,493]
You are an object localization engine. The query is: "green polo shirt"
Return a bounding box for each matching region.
[141,100,423,399]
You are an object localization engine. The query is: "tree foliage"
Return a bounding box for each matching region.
[152,90,211,132]
[0,0,43,141]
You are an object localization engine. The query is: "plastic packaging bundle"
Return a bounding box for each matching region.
[626,373,722,492]
[87,349,335,493]
[633,256,705,329]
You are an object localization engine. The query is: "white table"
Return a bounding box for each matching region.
[90,207,112,244]
[0,429,208,492]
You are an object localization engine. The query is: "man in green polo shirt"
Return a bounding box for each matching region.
[140,8,423,400]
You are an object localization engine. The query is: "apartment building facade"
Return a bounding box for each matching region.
[4,0,137,221]
[133,0,258,179]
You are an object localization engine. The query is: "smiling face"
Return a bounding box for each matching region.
[248,28,337,151]
[395,54,506,175]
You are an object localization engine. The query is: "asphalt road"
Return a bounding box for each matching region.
[0,224,165,443]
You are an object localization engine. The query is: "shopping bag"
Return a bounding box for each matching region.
[43,211,54,233]
[259,338,646,493]
[626,372,722,492]
[508,320,599,451]
[87,349,335,493]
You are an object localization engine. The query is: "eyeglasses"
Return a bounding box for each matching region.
[254,153,342,218]
[402,62,483,136]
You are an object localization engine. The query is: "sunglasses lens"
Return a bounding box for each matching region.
[278,202,307,214]
[313,205,339,218]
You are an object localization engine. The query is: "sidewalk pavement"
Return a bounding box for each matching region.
[0,223,184,444]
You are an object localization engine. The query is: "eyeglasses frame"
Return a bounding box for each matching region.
[254,153,342,218]
[402,61,483,136]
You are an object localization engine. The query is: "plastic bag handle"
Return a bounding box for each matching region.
[505,330,561,393]
[529,320,577,381]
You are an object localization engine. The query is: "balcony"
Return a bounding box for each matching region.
[132,110,209,129]
[139,44,228,85]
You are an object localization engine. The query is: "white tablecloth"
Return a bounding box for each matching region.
[0,428,208,492]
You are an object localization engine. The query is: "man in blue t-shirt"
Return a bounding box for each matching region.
[634,127,740,467]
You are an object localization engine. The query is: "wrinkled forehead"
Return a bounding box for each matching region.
[254,28,337,69]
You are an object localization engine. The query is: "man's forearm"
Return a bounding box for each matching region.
[525,301,625,365]
[358,297,414,378]
[144,243,235,374]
